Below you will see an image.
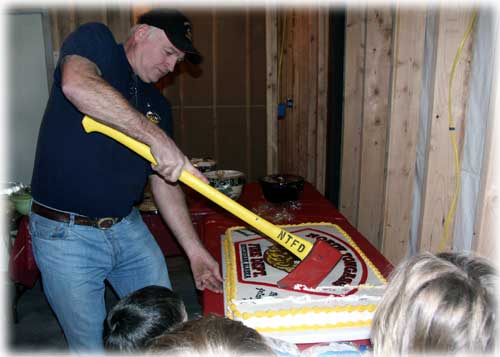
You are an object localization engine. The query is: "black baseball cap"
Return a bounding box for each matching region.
[138,9,202,64]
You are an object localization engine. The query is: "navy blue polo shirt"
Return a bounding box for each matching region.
[31,23,173,217]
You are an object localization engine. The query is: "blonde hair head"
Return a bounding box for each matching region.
[146,314,275,357]
[371,252,497,355]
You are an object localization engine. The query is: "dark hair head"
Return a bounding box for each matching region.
[104,285,187,352]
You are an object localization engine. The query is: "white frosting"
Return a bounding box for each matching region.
[223,223,387,343]
[244,310,375,329]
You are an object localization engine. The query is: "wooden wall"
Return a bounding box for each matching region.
[340,6,493,265]
[47,5,267,182]
[49,6,132,51]
[271,7,329,193]
[162,8,267,182]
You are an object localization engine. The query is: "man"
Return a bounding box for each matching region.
[29,9,222,352]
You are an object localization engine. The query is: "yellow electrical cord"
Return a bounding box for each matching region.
[439,10,478,252]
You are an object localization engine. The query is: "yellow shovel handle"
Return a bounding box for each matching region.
[82,115,313,260]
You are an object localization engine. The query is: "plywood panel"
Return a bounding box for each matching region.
[74,6,107,26]
[216,10,247,106]
[106,7,132,43]
[182,108,215,159]
[340,8,366,225]
[381,8,426,264]
[49,6,131,53]
[357,8,393,249]
[160,72,182,107]
[251,106,268,181]
[216,108,248,173]
[180,9,214,107]
[418,8,474,253]
[250,10,267,106]
[171,107,182,145]
[49,8,77,51]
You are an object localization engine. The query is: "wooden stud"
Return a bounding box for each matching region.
[281,10,295,175]
[381,8,427,264]
[300,9,315,182]
[245,8,253,180]
[340,8,366,225]
[315,7,329,194]
[212,9,219,166]
[266,7,279,174]
[357,8,393,249]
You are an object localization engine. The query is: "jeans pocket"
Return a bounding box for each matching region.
[29,214,70,241]
[118,207,139,227]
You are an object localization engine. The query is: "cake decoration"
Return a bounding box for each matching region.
[222,222,387,343]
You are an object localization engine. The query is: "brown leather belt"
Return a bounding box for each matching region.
[31,202,123,229]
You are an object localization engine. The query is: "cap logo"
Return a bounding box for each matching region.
[146,110,161,124]
[184,21,193,41]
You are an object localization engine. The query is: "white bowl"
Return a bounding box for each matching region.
[204,170,245,200]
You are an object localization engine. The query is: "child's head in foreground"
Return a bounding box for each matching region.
[371,251,497,355]
[104,285,187,352]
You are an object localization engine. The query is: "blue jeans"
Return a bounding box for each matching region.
[29,206,172,353]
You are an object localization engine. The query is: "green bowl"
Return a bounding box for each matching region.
[204,170,245,200]
[10,192,32,215]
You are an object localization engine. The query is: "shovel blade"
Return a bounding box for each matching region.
[277,239,342,289]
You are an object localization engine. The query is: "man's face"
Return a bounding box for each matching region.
[135,26,185,83]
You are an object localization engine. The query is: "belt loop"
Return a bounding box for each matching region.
[69,213,75,227]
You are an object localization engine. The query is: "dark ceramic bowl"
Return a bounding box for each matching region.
[190,157,217,173]
[259,174,304,203]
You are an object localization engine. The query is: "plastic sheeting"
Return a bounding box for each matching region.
[410,9,437,256]
[453,9,497,251]
[410,8,497,254]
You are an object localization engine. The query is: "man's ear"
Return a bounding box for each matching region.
[134,24,150,40]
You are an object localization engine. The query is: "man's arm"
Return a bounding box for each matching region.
[61,54,198,182]
[149,174,223,293]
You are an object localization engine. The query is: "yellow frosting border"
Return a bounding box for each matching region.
[236,304,377,319]
[256,320,372,333]
[223,222,386,330]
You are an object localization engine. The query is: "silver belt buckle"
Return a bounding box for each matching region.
[96,217,117,229]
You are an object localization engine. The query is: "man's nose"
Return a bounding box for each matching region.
[164,58,177,72]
